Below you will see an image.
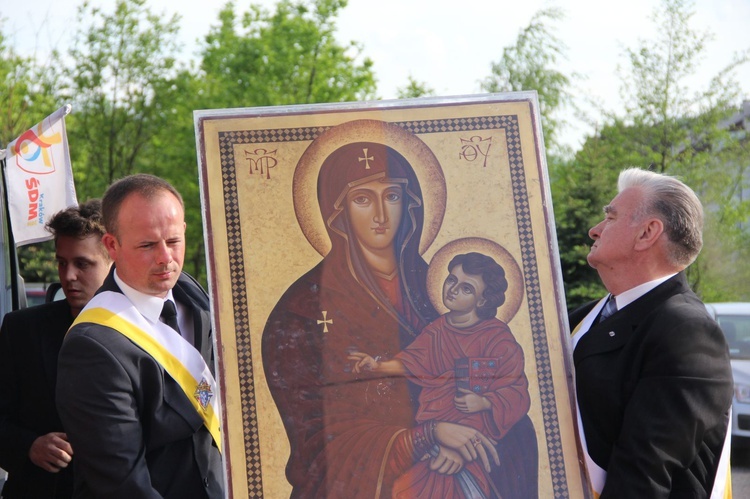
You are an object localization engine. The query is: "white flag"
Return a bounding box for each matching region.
[2,104,77,246]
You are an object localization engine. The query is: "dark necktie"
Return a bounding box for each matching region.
[598,296,617,323]
[160,300,181,334]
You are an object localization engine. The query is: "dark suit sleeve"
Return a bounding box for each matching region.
[600,307,732,498]
[56,326,163,499]
[0,314,38,472]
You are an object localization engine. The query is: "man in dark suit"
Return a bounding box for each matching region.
[0,200,111,498]
[569,168,733,498]
[56,174,224,498]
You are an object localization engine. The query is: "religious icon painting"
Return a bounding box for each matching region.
[195,93,591,498]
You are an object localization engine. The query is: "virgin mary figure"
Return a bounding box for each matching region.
[262,139,448,497]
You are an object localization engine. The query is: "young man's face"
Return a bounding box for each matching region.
[442,264,486,314]
[103,191,186,298]
[56,234,112,316]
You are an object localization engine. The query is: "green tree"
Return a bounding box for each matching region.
[0,23,60,148]
[17,241,57,284]
[616,0,750,300]
[0,21,65,285]
[397,76,434,99]
[561,0,750,304]
[200,0,376,107]
[60,0,183,201]
[480,7,575,155]
[49,0,216,281]
[553,121,646,309]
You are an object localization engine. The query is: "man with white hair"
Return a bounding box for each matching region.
[570,167,733,498]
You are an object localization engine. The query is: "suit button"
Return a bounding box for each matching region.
[203,477,209,488]
[608,331,615,337]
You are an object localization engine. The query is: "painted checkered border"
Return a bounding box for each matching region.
[217,115,568,497]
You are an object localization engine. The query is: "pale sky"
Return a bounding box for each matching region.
[4,0,750,149]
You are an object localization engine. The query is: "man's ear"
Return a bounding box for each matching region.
[477,296,487,308]
[634,218,664,251]
[102,232,118,260]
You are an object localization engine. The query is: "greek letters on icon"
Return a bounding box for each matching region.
[245,148,278,179]
[459,136,492,168]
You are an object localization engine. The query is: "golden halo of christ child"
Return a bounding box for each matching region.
[348,251,532,498]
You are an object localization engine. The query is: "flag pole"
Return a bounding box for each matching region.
[0,140,23,311]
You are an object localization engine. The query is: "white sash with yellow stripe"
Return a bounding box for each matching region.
[72,291,222,452]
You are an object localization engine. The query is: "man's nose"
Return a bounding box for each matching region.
[62,265,77,281]
[155,242,173,264]
[589,221,603,240]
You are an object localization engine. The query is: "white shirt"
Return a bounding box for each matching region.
[571,273,676,350]
[113,270,195,345]
[609,273,676,313]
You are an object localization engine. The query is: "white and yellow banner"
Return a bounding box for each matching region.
[2,104,77,246]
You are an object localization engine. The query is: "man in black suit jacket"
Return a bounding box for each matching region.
[56,174,224,499]
[569,168,733,498]
[0,200,111,498]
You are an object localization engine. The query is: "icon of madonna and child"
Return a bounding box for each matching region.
[261,120,538,499]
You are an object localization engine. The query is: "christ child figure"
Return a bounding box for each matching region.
[348,252,531,499]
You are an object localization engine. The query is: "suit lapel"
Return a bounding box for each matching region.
[573,273,690,364]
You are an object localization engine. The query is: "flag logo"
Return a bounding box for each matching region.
[10,124,63,175]
[2,104,77,246]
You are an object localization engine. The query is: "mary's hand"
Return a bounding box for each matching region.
[434,421,499,473]
[428,445,464,475]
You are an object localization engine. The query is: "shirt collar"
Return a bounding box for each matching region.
[612,273,677,311]
[113,269,176,325]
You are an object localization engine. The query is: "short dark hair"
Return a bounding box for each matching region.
[46,199,108,259]
[102,174,183,237]
[448,252,508,320]
[46,199,106,241]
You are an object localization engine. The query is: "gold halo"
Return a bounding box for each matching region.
[427,238,524,324]
[293,119,447,256]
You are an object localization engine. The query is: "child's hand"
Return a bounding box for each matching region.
[454,387,491,413]
[346,352,379,373]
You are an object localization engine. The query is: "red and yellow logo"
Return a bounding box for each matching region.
[10,124,61,175]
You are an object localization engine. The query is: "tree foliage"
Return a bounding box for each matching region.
[396,76,435,99]
[61,0,183,200]
[0,25,59,148]
[481,7,575,155]
[557,0,750,305]
[200,0,376,107]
